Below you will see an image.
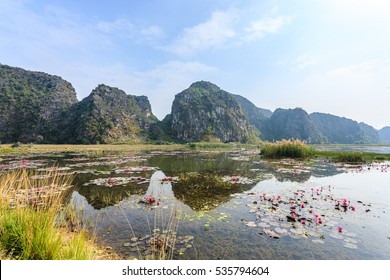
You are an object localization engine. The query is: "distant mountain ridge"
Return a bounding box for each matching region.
[310,112,380,144]
[261,108,325,143]
[379,127,390,144]
[0,63,387,144]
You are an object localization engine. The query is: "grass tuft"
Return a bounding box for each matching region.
[261,139,315,159]
[0,169,97,259]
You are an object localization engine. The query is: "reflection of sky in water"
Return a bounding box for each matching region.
[145,171,174,198]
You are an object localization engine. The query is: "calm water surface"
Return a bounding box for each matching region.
[1,149,389,259]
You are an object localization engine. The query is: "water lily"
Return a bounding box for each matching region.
[145,196,155,204]
[107,178,118,185]
[292,213,297,221]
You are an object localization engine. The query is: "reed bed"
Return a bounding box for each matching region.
[261,139,315,159]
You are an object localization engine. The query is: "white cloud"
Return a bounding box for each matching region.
[168,10,238,55]
[97,18,135,33]
[292,55,324,70]
[167,9,292,55]
[327,59,390,78]
[276,53,331,72]
[244,16,291,40]
[96,18,164,42]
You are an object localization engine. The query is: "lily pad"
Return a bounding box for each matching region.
[329,232,344,239]
[264,229,281,239]
[343,243,358,249]
[245,221,257,227]
[258,222,270,228]
[274,227,288,235]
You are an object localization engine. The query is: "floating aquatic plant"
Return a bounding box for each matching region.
[241,182,369,249]
[84,176,150,187]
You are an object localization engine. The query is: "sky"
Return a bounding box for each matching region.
[0,0,389,129]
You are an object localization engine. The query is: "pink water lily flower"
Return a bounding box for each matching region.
[145,196,155,204]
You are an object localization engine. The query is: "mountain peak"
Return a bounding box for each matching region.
[189,81,220,92]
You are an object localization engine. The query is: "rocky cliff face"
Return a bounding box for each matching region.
[310,112,380,144]
[63,84,156,144]
[232,94,272,136]
[0,64,78,143]
[170,81,250,143]
[262,108,324,143]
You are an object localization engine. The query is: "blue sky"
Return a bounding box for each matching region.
[1,0,389,129]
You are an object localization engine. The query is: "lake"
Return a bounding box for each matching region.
[1,148,389,259]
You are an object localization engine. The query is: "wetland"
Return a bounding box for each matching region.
[1,145,389,260]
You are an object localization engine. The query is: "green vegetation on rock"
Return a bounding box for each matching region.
[169,81,252,143]
[0,64,77,144]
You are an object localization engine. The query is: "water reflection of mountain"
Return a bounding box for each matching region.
[253,159,344,183]
[147,152,255,175]
[69,152,346,211]
[171,172,256,211]
[76,184,148,210]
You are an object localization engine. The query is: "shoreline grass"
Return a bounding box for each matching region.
[0,143,189,155]
[0,169,100,260]
[314,150,390,163]
[261,139,390,163]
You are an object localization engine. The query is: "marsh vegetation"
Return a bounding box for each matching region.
[1,143,389,260]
